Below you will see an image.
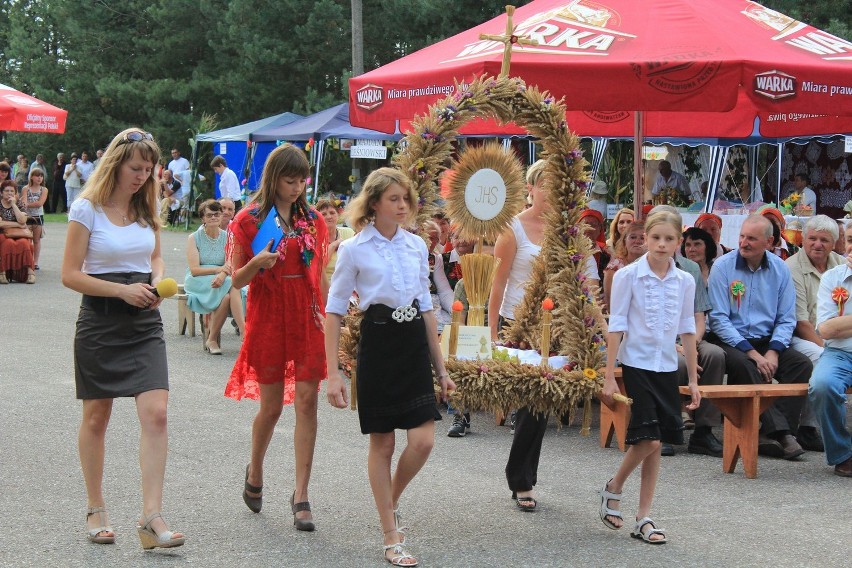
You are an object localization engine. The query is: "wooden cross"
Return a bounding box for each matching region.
[479,5,539,78]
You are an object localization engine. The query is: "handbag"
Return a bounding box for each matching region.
[2,226,33,239]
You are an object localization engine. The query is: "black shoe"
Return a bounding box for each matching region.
[778,434,805,460]
[757,435,784,458]
[796,427,824,452]
[687,429,723,457]
[448,413,470,437]
[660,443,675,456]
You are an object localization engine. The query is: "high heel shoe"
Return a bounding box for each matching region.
[243,464,263,513]
[86,507,115,544]
[290,491,315,532]
[137,512,185,550]
[204,340,222,355]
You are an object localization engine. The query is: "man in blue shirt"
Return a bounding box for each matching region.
[707,215,812,460]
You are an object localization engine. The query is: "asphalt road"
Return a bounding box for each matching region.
[1,221,850,567]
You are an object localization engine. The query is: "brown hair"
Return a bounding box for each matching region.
[252,144,311,222]
[315,198,334,211]
[197,199,222,217]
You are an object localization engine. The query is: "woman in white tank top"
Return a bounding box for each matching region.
[487,160,600,513]
[488,163,548,342]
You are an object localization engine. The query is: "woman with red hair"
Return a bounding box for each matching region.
[759,206,792,259]
[694,213,731,259]
[579,208,611,281]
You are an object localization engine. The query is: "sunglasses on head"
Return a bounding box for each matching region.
[118,131,154,145]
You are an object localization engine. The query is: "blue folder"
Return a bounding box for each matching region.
[251,205,285,255]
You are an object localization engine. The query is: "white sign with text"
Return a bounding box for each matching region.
[464,168,507,221]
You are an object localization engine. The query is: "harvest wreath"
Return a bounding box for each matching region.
[339,74,607,420]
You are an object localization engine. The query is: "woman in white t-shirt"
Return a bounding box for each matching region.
[63,153,83,205]
[62,128,185,550]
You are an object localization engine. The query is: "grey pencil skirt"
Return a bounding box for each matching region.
[74,272,169,399]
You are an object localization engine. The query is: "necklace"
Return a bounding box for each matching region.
[277,212,297,237]
[258,203,319,267]
[201,224,221,241]
[107,201,130,224]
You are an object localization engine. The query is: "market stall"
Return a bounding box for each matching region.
[348,0,852,216]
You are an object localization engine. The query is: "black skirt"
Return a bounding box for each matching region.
[621,364,684,445]
[74,272,169,399]
[355,304,435,434]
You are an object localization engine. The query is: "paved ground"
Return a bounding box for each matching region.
[1,221,850,568]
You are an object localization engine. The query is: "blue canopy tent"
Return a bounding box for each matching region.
[252,104,402,201]
[195,111,304,200]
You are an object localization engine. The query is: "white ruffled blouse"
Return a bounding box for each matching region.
[326,223,434,316]
[608,254,696,372]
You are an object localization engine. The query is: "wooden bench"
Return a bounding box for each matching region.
[677,384,852,479]
[174,284,197,337]
[599,368,628,451]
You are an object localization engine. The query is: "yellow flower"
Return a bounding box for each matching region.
[582,368,597,379]
[348,175,356,183]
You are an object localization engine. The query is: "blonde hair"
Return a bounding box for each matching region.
[344,167,417,231]
[526,159,547,187]
[608,207,635,246]
[79,127,161,229]
[252,144,311,221]
[423,219,440,235]
[644,210,682,235]
[614,221,645,259]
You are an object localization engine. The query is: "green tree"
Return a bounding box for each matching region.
[760,1,851,41]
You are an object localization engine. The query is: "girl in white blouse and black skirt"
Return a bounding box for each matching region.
[325,167,454,567]
[600,211,701,545]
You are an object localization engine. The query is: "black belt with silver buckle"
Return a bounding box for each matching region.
[364,300,421,324]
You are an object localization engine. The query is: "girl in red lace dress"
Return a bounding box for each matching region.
[224,144,328,531]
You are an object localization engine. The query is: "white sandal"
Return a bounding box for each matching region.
[86,507,115,544]
[137,512,185,550]
[393,505,408,542]
[383,541,418,567]
[598,479,623,530]
[631,517,667,544]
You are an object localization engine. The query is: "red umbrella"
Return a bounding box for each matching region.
[0,83,68,134]
[349,0,852,138]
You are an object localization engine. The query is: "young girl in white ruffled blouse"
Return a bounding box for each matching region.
[599,210,701,545]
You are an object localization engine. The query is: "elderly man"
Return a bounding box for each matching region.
[708,215,812,460]
[785,215,843,451]
[810,223,852,477]
[651,160,691,199]
[218,197,236,230]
